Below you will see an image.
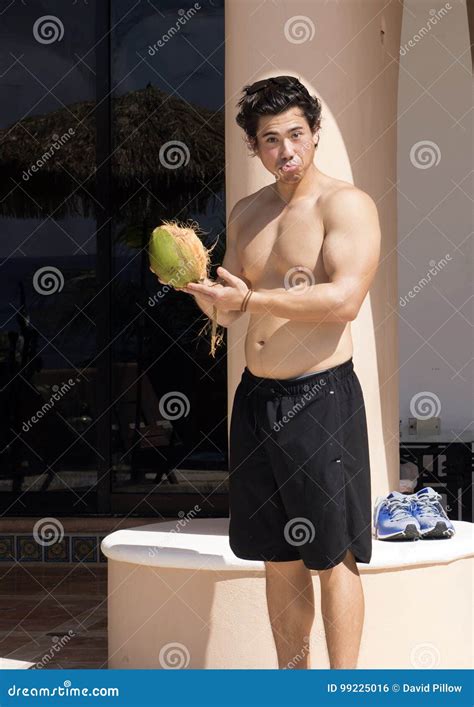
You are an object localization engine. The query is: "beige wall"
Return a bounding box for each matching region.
[107,557,474,668]
[397,0,473,432]
[225,0,403,500]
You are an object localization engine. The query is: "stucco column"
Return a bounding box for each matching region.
[225,0,403,501]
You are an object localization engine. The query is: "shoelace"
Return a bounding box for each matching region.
[384,497,414,520]
[413,492,442,518]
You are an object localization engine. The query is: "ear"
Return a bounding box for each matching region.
[246,135,258,157]
[313,124,321,148]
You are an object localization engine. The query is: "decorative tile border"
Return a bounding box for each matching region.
[0,535,107,564]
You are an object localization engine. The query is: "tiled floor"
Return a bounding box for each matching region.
[0,564,107,669]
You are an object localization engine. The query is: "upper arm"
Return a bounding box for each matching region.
[321,187,381,319]
[221,199,251,287]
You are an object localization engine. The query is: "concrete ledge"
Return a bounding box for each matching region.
[101,518,474,571]
[102,519,474,669]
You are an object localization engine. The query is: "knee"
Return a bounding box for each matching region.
[319,549,359,581]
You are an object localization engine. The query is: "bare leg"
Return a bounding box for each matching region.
[265,559,315,669]
[318,549,365,669]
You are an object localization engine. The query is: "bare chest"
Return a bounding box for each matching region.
[237,205,327,287]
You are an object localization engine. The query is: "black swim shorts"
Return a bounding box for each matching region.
[228,357,372,570]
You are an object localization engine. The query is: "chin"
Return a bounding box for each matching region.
[278,171,304,183]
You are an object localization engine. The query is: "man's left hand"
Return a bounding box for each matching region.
[185,267,249,312]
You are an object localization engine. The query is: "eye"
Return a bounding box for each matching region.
[292,131,303,138]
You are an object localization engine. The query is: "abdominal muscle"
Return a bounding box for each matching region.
[244,312,353,379]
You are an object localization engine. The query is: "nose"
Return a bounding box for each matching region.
[280,138,296,161]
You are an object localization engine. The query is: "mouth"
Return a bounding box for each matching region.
[280,158,301,173]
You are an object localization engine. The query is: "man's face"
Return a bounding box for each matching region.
[252,107,316,183]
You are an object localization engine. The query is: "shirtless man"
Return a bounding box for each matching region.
[167,76,381,669]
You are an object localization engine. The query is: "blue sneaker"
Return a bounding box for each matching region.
[374,491,421,540]
[411,487,456,539]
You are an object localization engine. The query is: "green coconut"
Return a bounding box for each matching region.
[149,220,210,288]
[148,220,224,356]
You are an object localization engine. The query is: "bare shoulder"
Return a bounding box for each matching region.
[319,179,379,228]
[230,187,267,221]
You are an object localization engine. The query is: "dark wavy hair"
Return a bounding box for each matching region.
[235,76,322,154]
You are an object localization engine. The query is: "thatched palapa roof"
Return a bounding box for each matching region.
[0,84,224,221]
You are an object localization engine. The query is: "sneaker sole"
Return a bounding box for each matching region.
[375,523,420,541]
[420,521,455,539]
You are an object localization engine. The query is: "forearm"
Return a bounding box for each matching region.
[246,283,354,322]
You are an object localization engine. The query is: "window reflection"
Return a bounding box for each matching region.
[110,1,228,496]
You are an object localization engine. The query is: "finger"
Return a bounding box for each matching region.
[190,289,217,301]
[216,266,240,286]
[186,283,216,296]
